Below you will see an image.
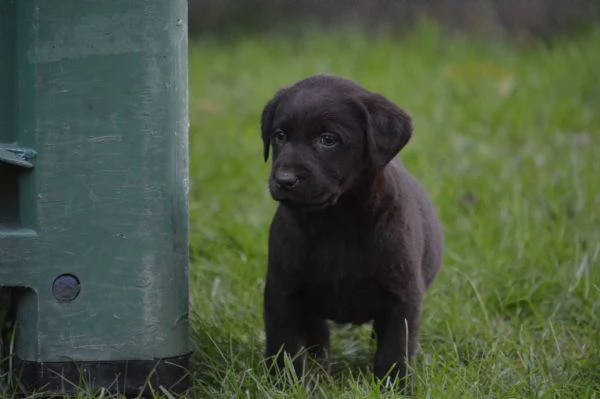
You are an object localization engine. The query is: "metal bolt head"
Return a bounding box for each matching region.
[52,274,81,302]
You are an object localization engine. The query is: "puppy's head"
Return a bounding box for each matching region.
[261,74,412,211]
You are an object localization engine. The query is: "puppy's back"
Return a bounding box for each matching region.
[387,160,444,288]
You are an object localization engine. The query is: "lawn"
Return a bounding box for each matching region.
[186,23,600,398]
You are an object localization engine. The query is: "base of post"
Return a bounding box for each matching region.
[13,352,191,396]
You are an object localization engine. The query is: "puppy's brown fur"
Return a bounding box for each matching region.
[261,75,443,393]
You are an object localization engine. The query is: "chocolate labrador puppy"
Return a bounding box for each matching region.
[260,74,443,392]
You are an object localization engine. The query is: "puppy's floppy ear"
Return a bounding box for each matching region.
[362,93,413,170]
[260,90,283,162]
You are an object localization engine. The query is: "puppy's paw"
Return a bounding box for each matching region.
[305,347,331,375]
[374,363,415,397]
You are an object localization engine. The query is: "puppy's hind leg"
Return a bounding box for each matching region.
[373,299,422,396]
[303,317,331,373]
[370,322,378,342]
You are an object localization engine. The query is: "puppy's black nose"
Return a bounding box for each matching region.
[274,170,299,189]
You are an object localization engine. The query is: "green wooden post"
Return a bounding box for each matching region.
[0,0,190,395]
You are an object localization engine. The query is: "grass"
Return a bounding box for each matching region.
[186,24,600,398]
[2,23,599,398]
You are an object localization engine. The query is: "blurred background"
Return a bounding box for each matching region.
[188,0,599,40]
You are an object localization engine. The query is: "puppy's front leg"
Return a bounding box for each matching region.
[264,279,304,377]
[373,300,422,395]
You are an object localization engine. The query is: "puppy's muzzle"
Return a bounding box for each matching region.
[274,170,299,190]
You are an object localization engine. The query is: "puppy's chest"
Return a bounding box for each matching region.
[301,233,384,324]
[304,274,382,324]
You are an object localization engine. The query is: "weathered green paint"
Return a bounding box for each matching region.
[0,0,189,364]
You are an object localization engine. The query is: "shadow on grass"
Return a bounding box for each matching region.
[188,317,417,396]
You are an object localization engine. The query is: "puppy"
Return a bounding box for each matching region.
[260,74,443,392]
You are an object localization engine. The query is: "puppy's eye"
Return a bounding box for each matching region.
[273,129,286,142]
[318,133,338,147]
